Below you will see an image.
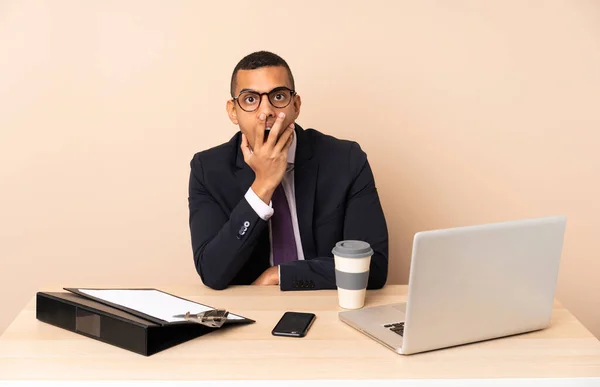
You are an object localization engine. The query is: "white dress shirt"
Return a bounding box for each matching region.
[243,131,305,282]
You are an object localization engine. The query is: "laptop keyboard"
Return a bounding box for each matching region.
[384,322,405,336]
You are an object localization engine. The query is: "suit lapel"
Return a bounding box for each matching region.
[234,166,255,196]
[233,133,256,195]
[293,126,318,259]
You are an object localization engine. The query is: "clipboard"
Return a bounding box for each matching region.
[36,289,254,356]
[64,287,255,326]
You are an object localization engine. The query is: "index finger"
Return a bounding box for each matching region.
[265,112,286,149]
[254,113,267,149]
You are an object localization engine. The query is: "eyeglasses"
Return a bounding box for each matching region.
[232,86,296,112]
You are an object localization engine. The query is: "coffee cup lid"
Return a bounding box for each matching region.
[332,240,373,258]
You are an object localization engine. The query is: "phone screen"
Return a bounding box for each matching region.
[272,312,315,337]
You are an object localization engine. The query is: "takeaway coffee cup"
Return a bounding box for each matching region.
[332,240,373,309]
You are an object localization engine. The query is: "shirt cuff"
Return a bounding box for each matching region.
[244,187,274,221]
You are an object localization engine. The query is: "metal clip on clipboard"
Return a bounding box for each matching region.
[172,309,230,328]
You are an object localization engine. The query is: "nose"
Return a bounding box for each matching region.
[257,94,276,123]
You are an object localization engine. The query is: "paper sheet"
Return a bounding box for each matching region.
[78,289,243,323]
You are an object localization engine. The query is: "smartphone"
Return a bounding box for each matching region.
[271,312,316,338]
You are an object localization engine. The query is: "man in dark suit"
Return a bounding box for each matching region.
[188,51,388,291]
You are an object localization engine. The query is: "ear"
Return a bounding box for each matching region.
[226,99,239,125]
[292,94,302,120]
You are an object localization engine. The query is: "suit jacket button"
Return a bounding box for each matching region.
[293,281,298,288]
[244,221,250,227]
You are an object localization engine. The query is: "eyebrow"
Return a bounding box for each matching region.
[237,86,290,95]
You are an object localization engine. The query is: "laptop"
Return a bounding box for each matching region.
[339,216,566,355]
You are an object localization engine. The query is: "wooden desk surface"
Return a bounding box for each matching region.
[0,285,599,381]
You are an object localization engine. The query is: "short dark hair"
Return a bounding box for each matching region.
[230,51,295,97]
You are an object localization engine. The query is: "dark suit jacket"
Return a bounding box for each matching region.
[188,124,388,291]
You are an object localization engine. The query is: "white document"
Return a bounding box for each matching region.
[77,289,243,323]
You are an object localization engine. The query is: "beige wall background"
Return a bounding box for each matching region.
[1,0,599,338]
